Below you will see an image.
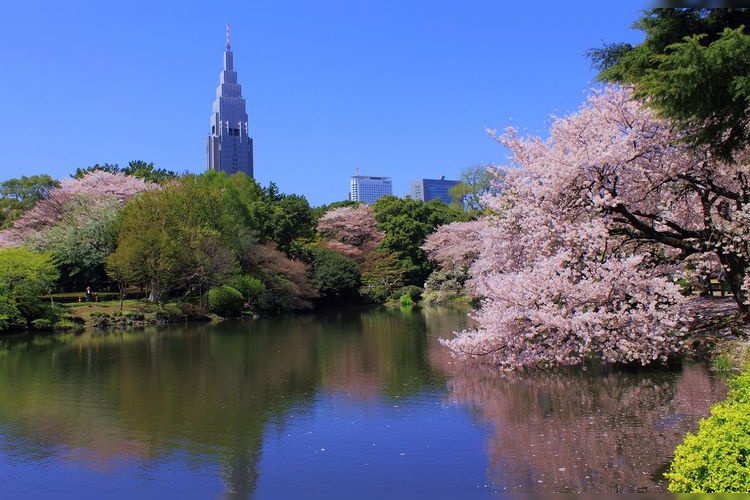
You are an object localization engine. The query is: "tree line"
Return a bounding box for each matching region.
[0,164,467,331]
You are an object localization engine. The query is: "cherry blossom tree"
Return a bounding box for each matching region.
[317,204,384,263]
[0,171,155,248]
[442,86,750,369]
[422,219,487,272]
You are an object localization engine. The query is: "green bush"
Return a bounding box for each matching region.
[666,371,750,492]
[399,293,414,308]
[31,318,54,330]
[206,285,245,317]
[228,275,267,305]
[0,295,23,331]
[397,285,422,303]
[154,304,187,323]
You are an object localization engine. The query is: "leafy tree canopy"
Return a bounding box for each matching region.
[72,160,179,184]
[372,196,466,285]
[0,174,59,228]
[590,8,750,161]
[448,164,503,215]
[0,247,58,329]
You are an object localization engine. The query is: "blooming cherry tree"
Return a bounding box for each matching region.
[442,86,750,369]
[317,204,384,263]
[0,171,155,247]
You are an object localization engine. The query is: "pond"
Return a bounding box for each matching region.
[0,306,727,497]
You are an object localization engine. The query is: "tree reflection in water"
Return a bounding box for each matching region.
[439,357,727,493]
[0,307,730,495]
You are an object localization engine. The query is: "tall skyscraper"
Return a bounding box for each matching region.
[349,175,392,204]
[207,25,254,177]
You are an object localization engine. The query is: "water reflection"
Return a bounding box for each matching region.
[0,306,728,495]
[439,359,726,493]
[0,307,454,497]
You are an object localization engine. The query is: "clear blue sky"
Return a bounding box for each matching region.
[1,1,651,207]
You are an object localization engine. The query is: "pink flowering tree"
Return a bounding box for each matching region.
[441,86,750,369]
[317,204,384,263]
[0,171,155,247]
[421,218,487,302]
[0,171,156,288]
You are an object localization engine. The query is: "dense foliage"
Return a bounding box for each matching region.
[0,174,59,228]
[667,371,750,492]
[107,172,317,312]
[72,160,179,184]
[206,285,246,317]
[307,248,361,304]
[372,196,466,285]
[590,8,750,162]
[0,247,58,330]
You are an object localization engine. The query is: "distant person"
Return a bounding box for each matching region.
[86,286,92,301]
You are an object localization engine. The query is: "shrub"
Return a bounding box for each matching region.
[666,371,750,492]
[0,295,23,331]
[228,275,267,305]
[31,318,54,330]
[154,304,187,323]
[206,285,245,317]
[397,285,422,303]
[399,293,414,308]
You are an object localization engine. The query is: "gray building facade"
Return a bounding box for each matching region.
[410,177,459,204]
[207,25,254,177]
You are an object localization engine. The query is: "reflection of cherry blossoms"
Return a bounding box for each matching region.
[441,359,726,493]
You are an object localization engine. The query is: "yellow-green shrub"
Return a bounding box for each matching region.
[666,371,750,492]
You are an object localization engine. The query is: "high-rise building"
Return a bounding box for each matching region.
[349,175,392,204]
[207,25,254,177]
[410,177,459,204]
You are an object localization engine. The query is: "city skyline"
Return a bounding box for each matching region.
[1,1,651,206]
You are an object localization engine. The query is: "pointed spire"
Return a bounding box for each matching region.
[226,24,231,50]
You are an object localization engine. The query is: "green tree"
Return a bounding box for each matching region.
[361,248,405,302]
[71,162,121,179]
[0,247,59,330]
[33,194,120,290]
[448,164,501,214]
[372,196,465,285]
[108,177,239,303]
[590,8,750,161]
[72,161,179,184]
[308,248,361,303]
[0,174,59,228]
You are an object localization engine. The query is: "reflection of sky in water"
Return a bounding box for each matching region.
[255,390,492,499]
[0,307,729,496]
[0,389,495,499]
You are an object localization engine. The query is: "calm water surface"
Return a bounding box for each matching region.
[0,306,727,497]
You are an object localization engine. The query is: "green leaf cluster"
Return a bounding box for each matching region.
[667,370,750,492]
[308,248,361,303]
[72,160,179,184]
[0,174,59,228]
[0,247,59,330]
[107,172,318,312]
[372,196,465,285]
[206,285,245,317]
[592,8,750,161]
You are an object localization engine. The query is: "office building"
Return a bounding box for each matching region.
[410,177,459,204]
[349,175,392,204]
[207,25,254,177]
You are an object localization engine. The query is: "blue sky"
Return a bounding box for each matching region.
[1,1,651,207]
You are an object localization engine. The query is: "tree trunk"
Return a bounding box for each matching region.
[719,253,749,319]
